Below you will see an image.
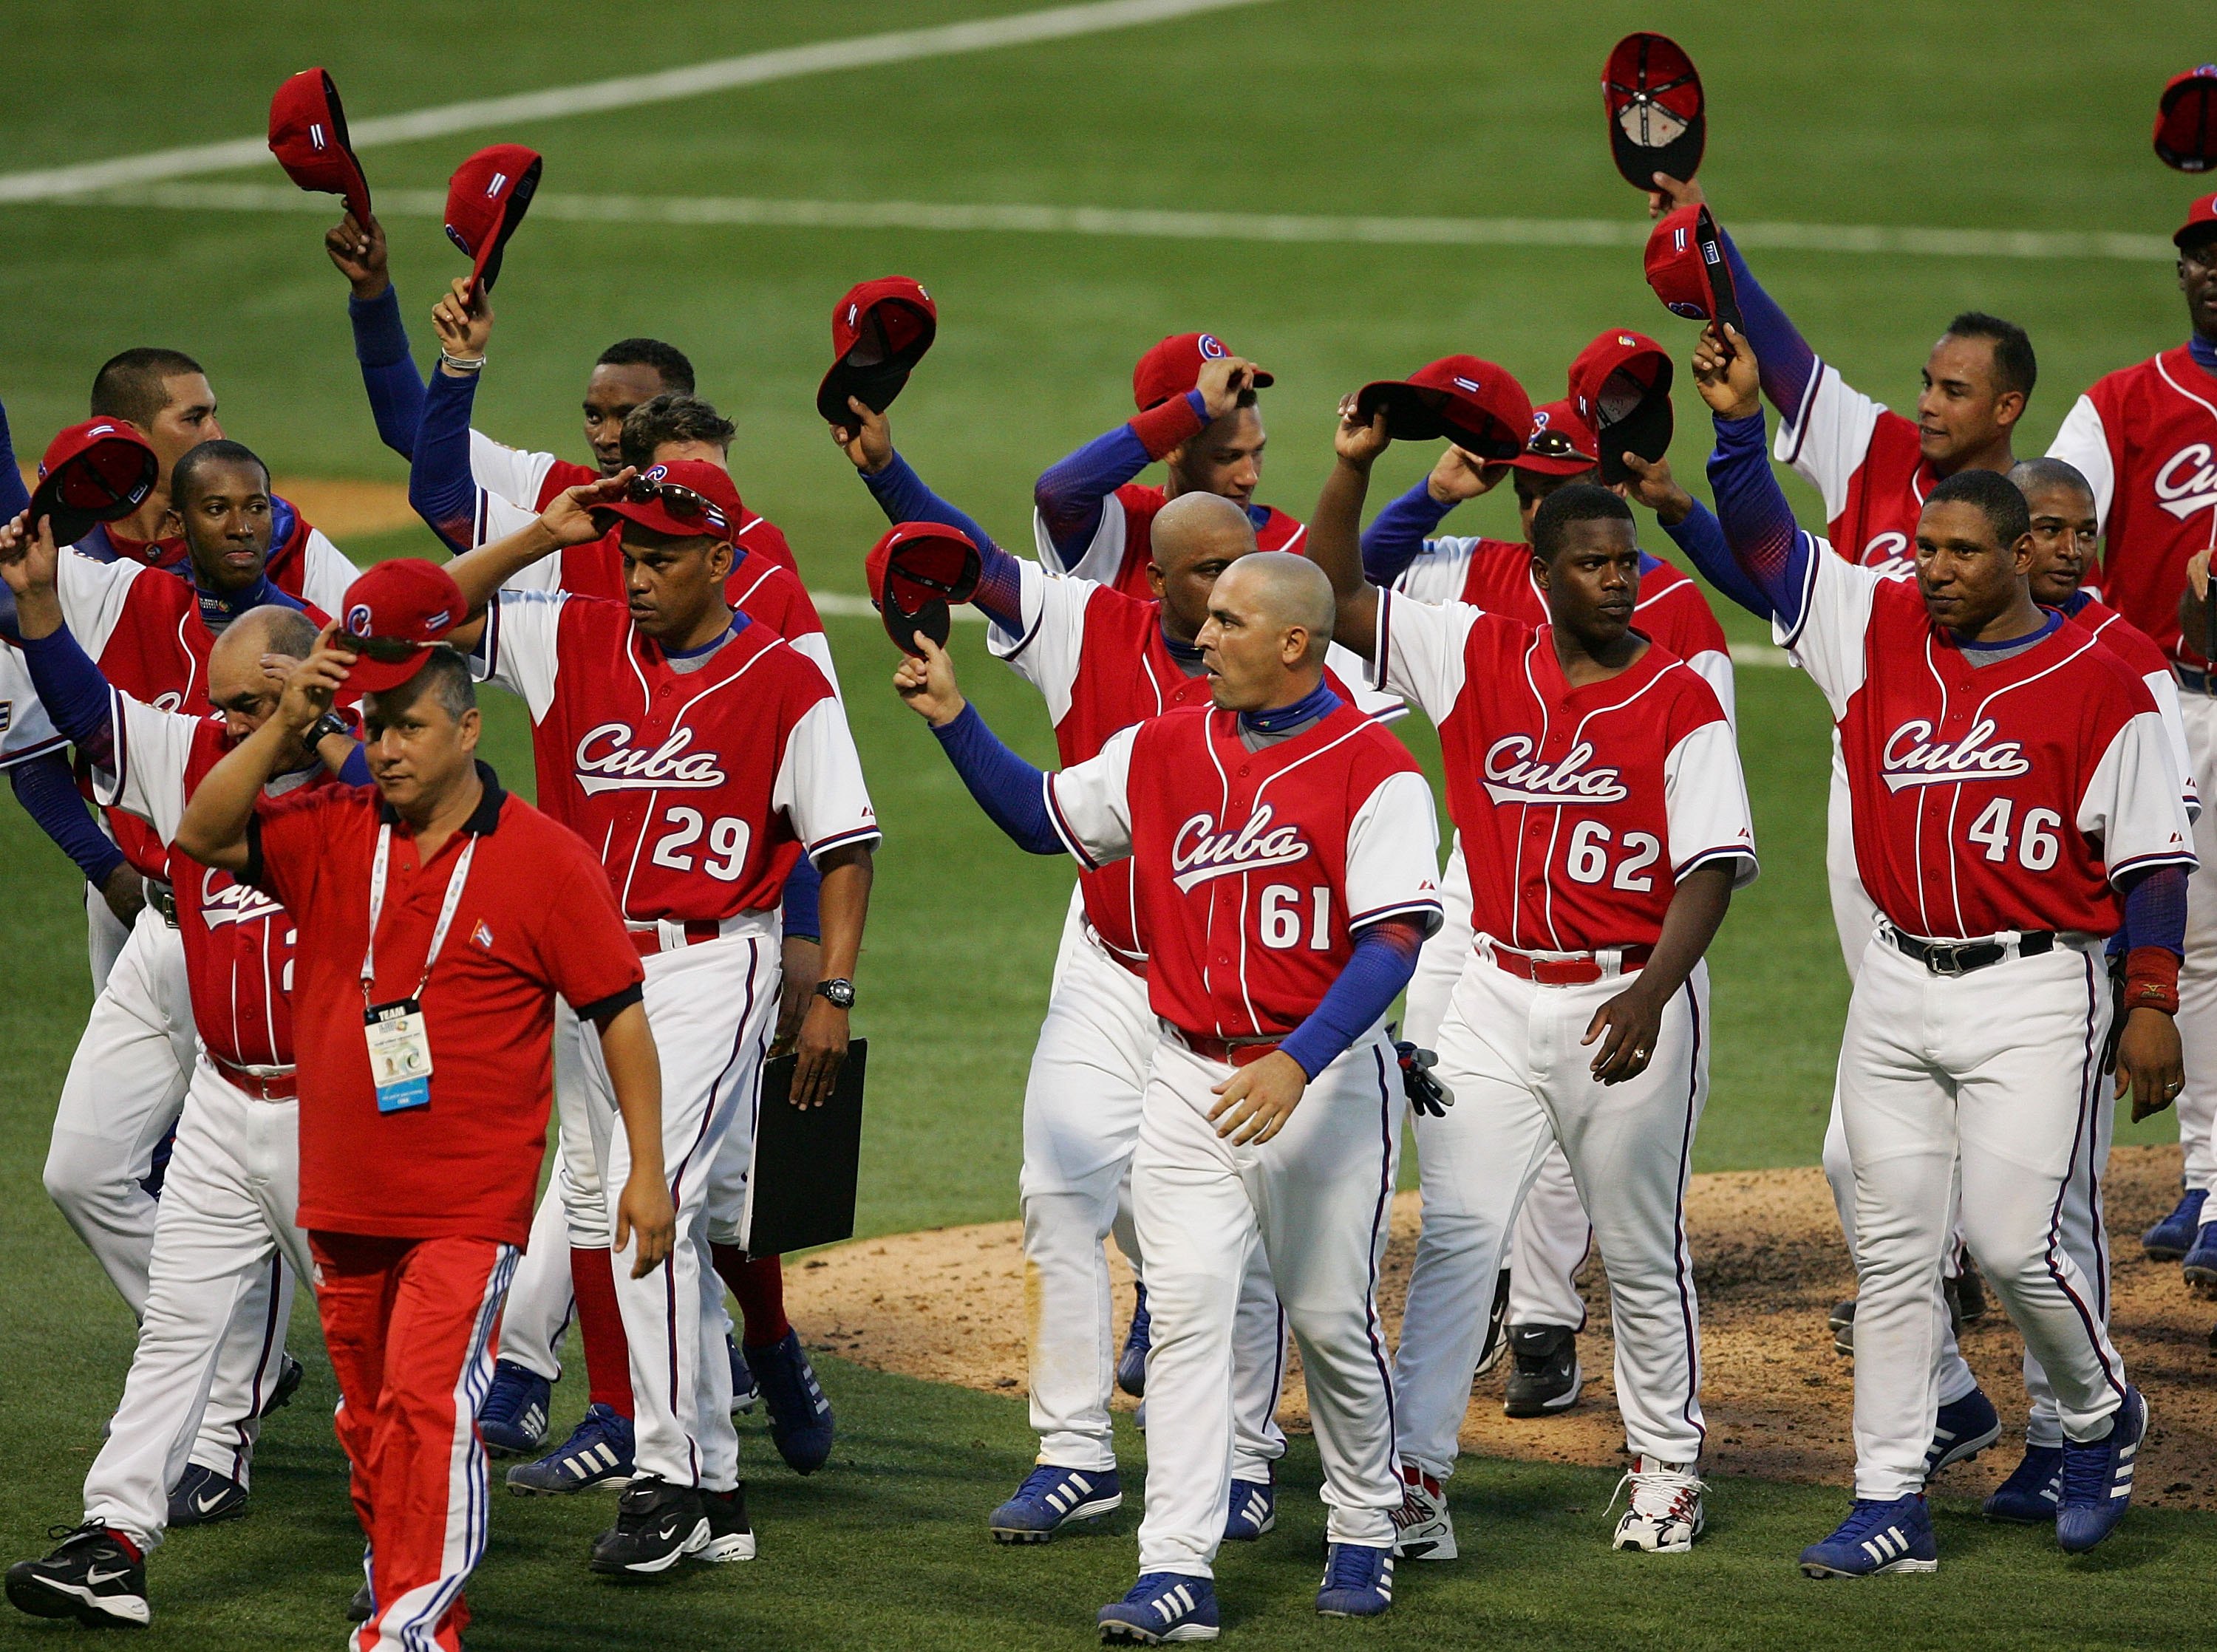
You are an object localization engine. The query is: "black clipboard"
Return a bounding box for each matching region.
[741,1039,867,1255]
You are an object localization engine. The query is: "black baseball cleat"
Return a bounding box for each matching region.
[348,1580,373,1623]
[588,1476,710,1577]
[6,1520,151,1628]
[1502,1325,1582,1418]
[689,1484,757,1563]
[166,1464,248,1527]
[1829,1299,1856,1358]
[258,1353,305,1419]
[1944,1258,1988,1329]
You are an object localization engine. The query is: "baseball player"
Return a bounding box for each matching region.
[408,322,840,1484]
[1033,334,1304,598]
[1315,401,1755,1559]
[1691,324,2187,1571]
[899,551,1441,1636]
[1364,383,1736,1422]
[435,466,878,1574]
[2046,191,2217,1281]
[834,400,1399,1543]
[0,519,355,1628]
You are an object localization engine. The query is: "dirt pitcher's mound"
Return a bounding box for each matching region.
[789,1144,2217,1509]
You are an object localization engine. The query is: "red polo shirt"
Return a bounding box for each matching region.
[245,763,644,1246]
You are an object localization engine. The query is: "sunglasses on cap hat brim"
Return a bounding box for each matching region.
[339,631,438,665]
[593,478,733,539]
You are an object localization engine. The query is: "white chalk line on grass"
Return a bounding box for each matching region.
[41,182,2174,264]
[0,0,1278,203]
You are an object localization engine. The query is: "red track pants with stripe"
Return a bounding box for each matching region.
[310,1232,517,1652]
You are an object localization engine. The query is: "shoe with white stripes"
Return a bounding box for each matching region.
[5,1522,151,1628]
[1389,1462,1456,1560]
[167,1464,249,1527]
[1611,1457,1705,1553]
[478,1359,552,1457]
[1982,1444,2064,1523]
[729,1335,760,1416]
[752,1329,835,1475]
[1097,1571,1219,1642]
[2057,1386,2146,1554]
[1315,1542,1394,1617]
[1924,1387,2002,1480]
[990,1465,1123,1543]
[506,1403,636,1495]
[1797,1494,1937,1577]
[1223,1477,1275,1541]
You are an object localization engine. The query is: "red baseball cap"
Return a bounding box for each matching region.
[1354,356,1533,461]
[444,143,542,301]
[865,522,981,656]
[816,277,939,426]
[268,68,372,226]
[2158,66,2217,173]
[592,460,741,543]
[1513,400,1601,477]
[2177,192,2217,250]
[1645,203,1743,334]
[30,420,159,547]
[1602,33,1706,193]
[1567,328,1675,483]
[338,560,465,692]
[1132,332,1273,412]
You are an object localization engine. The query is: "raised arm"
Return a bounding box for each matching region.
[831,402,1023,632]
[1649,177,1819,423]
[408,281,499,553]
[893,635,1063,853]
[1311,398,1394,657]
[1358,448,1508,587]
[442,471,633,625]
[176,631,353,873]
[0,393,29,522]
[327,212,429,461]
[1692,325,1819,629]
[1620,451,1773,620]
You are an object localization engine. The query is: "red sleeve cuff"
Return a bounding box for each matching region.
[1130,392,1208,461]
[2125,945,2182,1015]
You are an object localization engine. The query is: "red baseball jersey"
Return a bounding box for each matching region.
[1045,701,1441,1040]
[55,553,330,881]
[2066,592,2199,815]
[1394,533,1737,720]
[1375,589,1755,953]
[476,591,878,924]
[2049,349,2217,664]
[989,556,1402,963]
[1774,366,1935,569]
[1036,482,1307,601]
[1783,553,2195,939]
[469,435,799,576]
[92,691,339,1071]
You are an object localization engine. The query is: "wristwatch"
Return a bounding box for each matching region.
[814,977,857,1010]
[310,710,353,745]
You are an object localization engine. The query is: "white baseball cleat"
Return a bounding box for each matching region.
[1611,1457,1706,1554]
[1389,1462,1457,1560]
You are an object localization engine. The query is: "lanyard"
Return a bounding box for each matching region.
[361,823,477,1008]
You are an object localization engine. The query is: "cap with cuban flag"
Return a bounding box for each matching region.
[443,144,544,301]
[268,68,372,226]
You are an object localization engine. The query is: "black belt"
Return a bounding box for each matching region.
[145,879,177,928]
[1888,927,2054,977]
[2177,663,2212,695]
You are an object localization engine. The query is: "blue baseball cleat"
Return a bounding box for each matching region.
[2182,1223,2217,1289]
[505,1402,634,1495]
[2057,1386,2147,1553]
[1315,1542,1394,1617]
[749,1329,834,1475]
[2142,1187,2207,1260]
[478,1359,551,1457]
[1117,1285,1151,1398]
[1798,1494,1937,1577]
[1924,1387,2001,1479]
[729,1334,759,1415]
[167,1464,248,1527]
[1223,1476,1276,1541]
[1097,1571,1218,1642]
[1983,1444,2064,1523]
[990,1464,1123,1543]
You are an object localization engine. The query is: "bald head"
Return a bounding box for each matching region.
[1153,491,1256,577]
[205,604,323,737]
[1214,552,1335,665]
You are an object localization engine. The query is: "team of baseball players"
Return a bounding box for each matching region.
[0,122,2213,1650]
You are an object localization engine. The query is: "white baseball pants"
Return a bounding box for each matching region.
[1403,840,1593,1335]
[1839,935,2127,1500]
[2173,693,2217,1200]
[82,1059,310,1549]
[85,879,132,994]
[1397,949,1709,1474]
[1133,1030,1400,1578]
[1023,890,1287,1479]
[594,926,778,1492]
[493,1000,594,1378]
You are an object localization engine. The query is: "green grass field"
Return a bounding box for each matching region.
[0,1,2208,1643]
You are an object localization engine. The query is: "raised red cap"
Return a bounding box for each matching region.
[1602,33,1706,193]
[1567,328,1675,482]
[338,559,465,692]
[2158,66,2217,173]
[2178,192,2217,250]
[1514,400,1601,477]
[593,460,742,543]
[817,277,939,426]
[30,420,159,547]
[1131,332,1273,412]
[1644,203,1743,333]
[866,522,981,656]
[268,68,372,225]
[1353,356,1533,461]
[444,143,543,301]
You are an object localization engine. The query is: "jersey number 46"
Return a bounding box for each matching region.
[1964,798,2061,872]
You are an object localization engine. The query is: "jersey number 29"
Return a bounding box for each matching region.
[652,808,753,881]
